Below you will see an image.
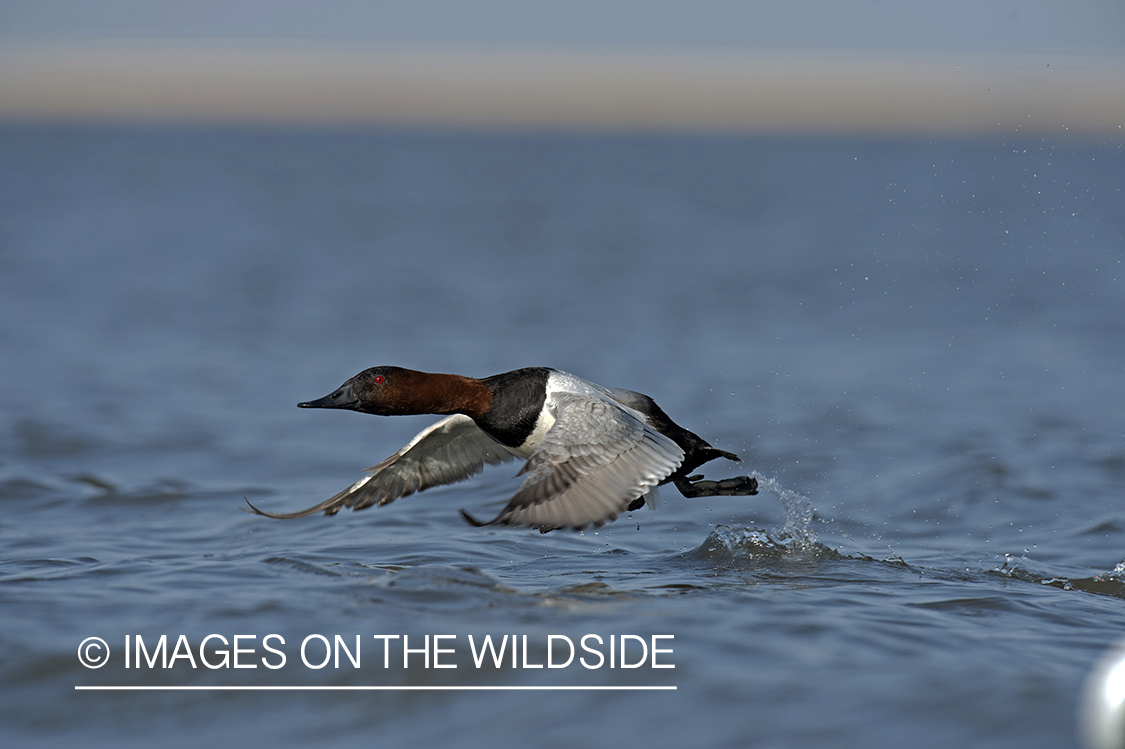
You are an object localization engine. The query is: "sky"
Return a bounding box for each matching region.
[0,0,1123,56]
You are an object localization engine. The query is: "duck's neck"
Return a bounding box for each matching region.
[401,371,492,420]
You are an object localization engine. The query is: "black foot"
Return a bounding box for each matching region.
[674,475,759,498]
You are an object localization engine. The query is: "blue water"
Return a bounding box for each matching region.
[1,127,1123,748]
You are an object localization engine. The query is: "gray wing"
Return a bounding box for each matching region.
[468,393,684,531]
[247,414,517,519]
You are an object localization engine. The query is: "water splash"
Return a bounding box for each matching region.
[687,474,826,566]
[750,471,817,547]
[1096,560,1125,582]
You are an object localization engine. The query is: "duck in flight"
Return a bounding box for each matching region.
[247,367,758,532]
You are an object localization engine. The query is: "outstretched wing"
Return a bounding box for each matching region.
[465,393,684,531]
[247,414,517,519]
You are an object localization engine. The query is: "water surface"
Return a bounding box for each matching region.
[1,128,1123,748]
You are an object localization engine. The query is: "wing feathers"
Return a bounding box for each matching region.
[474,393,684,531]
[245,414,515,519]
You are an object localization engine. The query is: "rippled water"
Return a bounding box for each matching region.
[1,128,1123,748]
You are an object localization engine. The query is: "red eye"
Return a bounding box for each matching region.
[374,375,384,384]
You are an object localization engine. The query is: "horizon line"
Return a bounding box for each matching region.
[2,41,1123,136]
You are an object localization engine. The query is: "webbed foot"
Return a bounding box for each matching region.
[673,475,759,498]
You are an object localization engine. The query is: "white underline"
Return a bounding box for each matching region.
[75,685,676,691]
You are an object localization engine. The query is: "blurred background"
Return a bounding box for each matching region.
[2,3,1124,749]
[2,0,1124,132]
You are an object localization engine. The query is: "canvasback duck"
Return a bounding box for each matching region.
[248,367,757,532]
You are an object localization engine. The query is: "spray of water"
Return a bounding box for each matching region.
[750,470,817,547]
[693,472,822,562]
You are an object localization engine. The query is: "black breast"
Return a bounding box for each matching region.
[477,368,551,448]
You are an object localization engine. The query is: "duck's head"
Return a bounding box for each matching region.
[298,366,410,416]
